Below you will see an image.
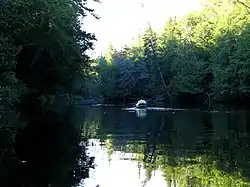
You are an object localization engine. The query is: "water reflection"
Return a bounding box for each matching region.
[136,109,147,118]
[81,139,165,187]
[81,106,250,187]
[0,95,94,186]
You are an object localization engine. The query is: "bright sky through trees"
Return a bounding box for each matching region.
[84,0,203,57]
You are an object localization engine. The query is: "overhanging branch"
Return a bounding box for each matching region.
[236,0,250,11]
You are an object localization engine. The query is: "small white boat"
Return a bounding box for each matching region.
[135,99,147,108]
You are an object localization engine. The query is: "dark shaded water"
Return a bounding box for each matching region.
[2,105,250,187]
[0,105,94,187]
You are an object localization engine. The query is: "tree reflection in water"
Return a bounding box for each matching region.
[0,94,94,187]
[82,106,250,187]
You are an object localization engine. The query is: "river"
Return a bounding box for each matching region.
[1,105,250,187]
[79,106,250,187]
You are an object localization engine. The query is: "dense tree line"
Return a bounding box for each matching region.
[87,0,250,106]
[0,0,97,127]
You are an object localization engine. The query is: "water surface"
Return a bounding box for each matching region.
[79,106,250,187]
[2,105,250,187]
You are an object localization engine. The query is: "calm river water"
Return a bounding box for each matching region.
[77,106,250,187]
[2,105,250,187]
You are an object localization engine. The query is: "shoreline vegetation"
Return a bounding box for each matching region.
[83,0,250,108]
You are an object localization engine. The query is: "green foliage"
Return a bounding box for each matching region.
[90,0,250,105]
[0,0,97,122]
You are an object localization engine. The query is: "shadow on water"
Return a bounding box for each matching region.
[81,106,250,187]
[0,92,94,187]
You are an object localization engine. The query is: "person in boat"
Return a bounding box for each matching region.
[136,97,147,108]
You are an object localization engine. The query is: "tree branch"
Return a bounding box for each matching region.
[149,36,170,96]
[236,0,250,11]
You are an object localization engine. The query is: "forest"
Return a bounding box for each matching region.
[0,0,98,127]
[84,0,250,107]
[1,0,250,126]
[1,0,250,185]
